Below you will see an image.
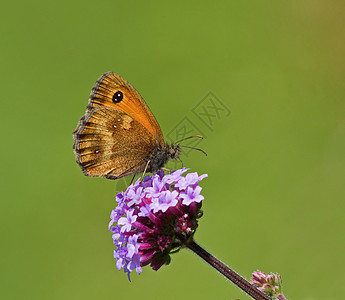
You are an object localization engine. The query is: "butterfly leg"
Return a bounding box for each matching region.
[178,157,184,169]
[142,160,151,180]
[129,174,136,185]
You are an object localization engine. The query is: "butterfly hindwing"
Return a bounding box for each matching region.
[73,108,157,179]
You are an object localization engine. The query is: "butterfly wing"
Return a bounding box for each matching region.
[73,107,158,179]
[87,72,165,148]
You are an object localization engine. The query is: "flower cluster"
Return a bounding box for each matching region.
[108,168,207,280]
[251,270,283,299]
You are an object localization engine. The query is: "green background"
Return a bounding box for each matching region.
[1,1,344,299]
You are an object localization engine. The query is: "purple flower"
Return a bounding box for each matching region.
[144,174,166,198]
[108,168,207,280]
[138,204,151,217]
[180,186,204,205]
[126,235,140,258]
[151,190,178,213]
[118,209,137,233]
[164,168,189,184]
[127,187,144,207]
[175,172,208,190]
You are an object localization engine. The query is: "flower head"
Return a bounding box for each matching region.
[108,169,207,280]
[251,270,283,299]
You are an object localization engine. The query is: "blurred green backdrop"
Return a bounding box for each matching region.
[1,1,344,299]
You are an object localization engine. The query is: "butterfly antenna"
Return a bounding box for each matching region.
[174,135,204,144]
[180,145,207,156]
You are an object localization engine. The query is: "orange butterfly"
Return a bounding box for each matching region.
[73,72,182,180]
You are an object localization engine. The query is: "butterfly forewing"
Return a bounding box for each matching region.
[88,72,165,148]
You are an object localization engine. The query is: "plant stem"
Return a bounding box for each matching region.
[186,240,271,300]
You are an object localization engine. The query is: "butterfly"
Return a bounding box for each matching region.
[73,72,184,180]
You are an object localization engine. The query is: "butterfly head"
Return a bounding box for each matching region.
[166,143,181,160]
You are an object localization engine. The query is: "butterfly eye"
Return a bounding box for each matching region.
[112,91,124,103]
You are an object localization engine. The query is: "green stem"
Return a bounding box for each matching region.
[186,240,271,300]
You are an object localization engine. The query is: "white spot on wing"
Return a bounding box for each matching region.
[122,115,133,130]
